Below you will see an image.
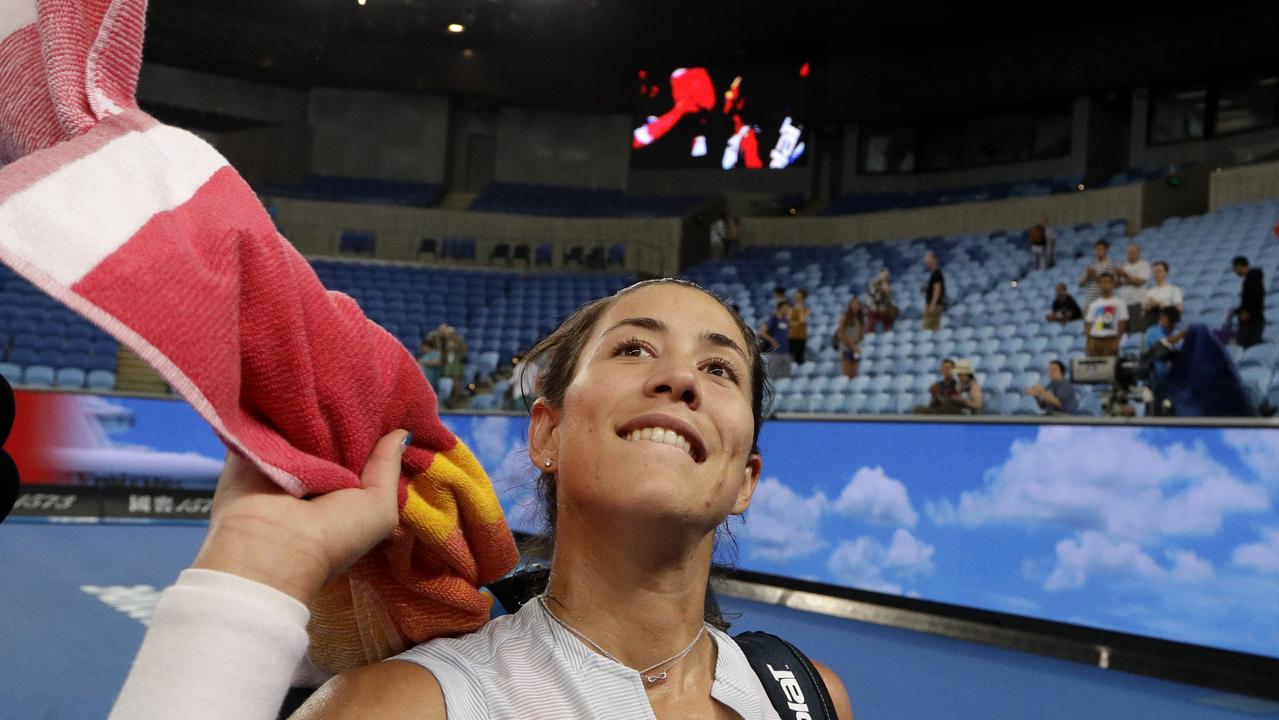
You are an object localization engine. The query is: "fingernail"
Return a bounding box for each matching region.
[400,432,414,451]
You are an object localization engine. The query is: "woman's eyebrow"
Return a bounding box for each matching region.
[602,316,666,336]
[703,331,749,364]
[602,317,747,363]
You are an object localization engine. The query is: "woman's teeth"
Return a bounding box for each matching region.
[626,427,694,459]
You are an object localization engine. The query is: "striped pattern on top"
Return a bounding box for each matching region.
[395,599,783,719]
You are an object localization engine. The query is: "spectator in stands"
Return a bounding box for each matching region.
[915,358,982,414]
[426,324,468,401]
[922,252,946,332]
[416,338,443,389]
[915,358,960,414]
[724,214,741,257]
[1045,282,1083,323]
[954,359,983,414]
[708,214,726,260]
[1232,256,1266,348]
[1117,243,1151,334]
[866,269,896,333]
[1144,306,1183,390]
[1142,260,1184,328]
[836,296,865,378]
[1027,360,1078,415]
[1028,216,1056,271]
[1079,239,1117,306]
[759,300,792,379]
[788,288,811,365]
[771,286,787,306]
[1084,271,1128,357]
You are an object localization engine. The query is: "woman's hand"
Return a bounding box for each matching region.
[191,430,409,604]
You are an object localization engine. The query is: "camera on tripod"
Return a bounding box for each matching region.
[1071,339,1179,416]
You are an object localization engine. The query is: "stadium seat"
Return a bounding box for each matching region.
[86,370,116,391]
[0,363,20,385]
[1239,367,1272,406]
[54,367,86,388]
[22,365,55,387]
[866,393,892,414]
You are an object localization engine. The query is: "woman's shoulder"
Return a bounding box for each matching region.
[290,658,445,719]
[292,611,533,719]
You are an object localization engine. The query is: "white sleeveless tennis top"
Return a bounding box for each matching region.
[393,598,782,719]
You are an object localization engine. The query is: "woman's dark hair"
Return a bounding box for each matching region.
[516,278,771,630]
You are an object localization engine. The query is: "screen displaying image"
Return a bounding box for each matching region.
[630,63,810,170]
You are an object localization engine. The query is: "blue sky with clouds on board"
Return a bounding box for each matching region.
[443,413,1279,659]
[115,393,1279,660]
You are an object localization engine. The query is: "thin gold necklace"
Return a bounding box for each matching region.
[536,593,708,684]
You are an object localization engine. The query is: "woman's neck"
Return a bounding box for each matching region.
[543,521,715,675]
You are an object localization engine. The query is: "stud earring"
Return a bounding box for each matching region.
[544,458,554,468]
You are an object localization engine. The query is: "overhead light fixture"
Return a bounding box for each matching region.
[447,23,464,33]
[357,0,366,5]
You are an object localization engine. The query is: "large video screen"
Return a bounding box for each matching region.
[630,64,810,170]
[13,391,1279,659]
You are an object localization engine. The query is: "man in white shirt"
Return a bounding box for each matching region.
[1142,260,1184,328]
[1117,243,1151,333]
[1085,271,1129,357]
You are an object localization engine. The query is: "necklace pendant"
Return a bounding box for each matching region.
[645,672,667,683]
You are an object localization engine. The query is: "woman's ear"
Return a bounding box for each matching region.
[527,398,561,467]
[731,453,763,515]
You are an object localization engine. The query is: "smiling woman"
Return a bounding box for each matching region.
[111,280,853,719]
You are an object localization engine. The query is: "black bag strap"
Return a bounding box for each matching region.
[734,630,836,720]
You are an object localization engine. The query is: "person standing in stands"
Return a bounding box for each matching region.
[922,252,946,332]
[1084,271,1128,357]
[427,324,469,403]
[759,300,792,379]
[1232,256,1266,348]
[1028,216,1056,271]
[1079,239,1117,307]
[788,288,811,365]
[1045,282,1083,324]
[866,269,895,333]
[1117,243,1151,334]
[416,338,443,390]
[724,214,741,258]
[836,295,866,378]
[1142,261,1184,329]
[708,214,727,261]
[1027,360,1078,415]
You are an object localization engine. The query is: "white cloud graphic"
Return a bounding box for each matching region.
[744,477,828,562]
[827,529,935,595]
[928,427,1269,543]
[832,466,919,528]
[1167,549,1214,583]
[1045,531,1164,590]
[1223,431,1279,485]
[828,537,902,595]
[1232,528,1279,573]
[883,528,935,575]
[1044,532,1215,590]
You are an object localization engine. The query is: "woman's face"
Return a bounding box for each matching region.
[530,284,761,533]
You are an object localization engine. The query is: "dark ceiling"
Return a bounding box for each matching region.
[144,1,1279,125]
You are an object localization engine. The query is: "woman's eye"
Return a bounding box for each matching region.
[616,340,653,358]
[705,360,739,382]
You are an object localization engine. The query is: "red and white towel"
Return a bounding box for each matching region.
[0,0,519,672]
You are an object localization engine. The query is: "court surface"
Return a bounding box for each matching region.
[2,521,1276,719]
